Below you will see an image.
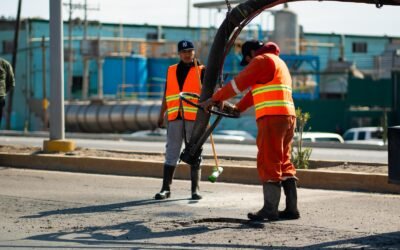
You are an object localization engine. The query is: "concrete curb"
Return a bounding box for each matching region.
[1,153,398,194]
[104,149,388,168]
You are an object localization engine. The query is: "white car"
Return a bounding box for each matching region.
[213,130,256,141]
[130,129,254,142]
[343,127,385,146]
[130,128,167,140]
[294,132,344,143]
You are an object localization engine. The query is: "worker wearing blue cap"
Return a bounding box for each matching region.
[155,40,206,200]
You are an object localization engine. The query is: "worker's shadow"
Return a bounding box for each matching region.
[21,196,266,248]
[21,198,267,248]
[25,218,267,249]
[24,221,400,249]
[26,220,211,247]
[22,198,187,219]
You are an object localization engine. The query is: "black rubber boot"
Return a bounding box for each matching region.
[248,182,281,221]
[154,164,176,200]
[279,178,300,219]
[191,166,202,200]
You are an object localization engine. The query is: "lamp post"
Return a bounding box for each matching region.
[43,0,75,152]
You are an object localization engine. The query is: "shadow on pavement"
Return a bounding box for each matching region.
[302,231,400,249]
[11,218,400,249]
[22,198,188,218]
[23,219,269,249]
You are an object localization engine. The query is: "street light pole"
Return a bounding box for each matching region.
[187,0,191,27]
[49,0,64,140]
[67,0,73,101]
[43,0,75,152]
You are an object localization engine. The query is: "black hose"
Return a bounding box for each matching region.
[180,0,400,165]
[180,0,286,165]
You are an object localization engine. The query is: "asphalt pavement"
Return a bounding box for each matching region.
[1,167,399,249]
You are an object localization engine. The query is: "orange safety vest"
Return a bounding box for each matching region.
[251,53,296,119]
[165,64,204,121]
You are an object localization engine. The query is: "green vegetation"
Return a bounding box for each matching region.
[292,108,312,169]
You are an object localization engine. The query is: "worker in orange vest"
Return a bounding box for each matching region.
[155,40,205,200]
[200,40,300,221]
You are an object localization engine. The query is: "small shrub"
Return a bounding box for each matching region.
[291,108,312,169]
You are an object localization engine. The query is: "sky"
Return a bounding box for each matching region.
[1,0,400,37]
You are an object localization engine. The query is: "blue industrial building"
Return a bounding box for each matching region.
[0,15,399,133]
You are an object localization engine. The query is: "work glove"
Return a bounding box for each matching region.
[221,101,240,117]
[198,98,217,113]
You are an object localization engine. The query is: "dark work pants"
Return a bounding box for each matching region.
[0,98,5,127]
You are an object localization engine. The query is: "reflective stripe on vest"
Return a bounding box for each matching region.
[165,64,204,121]
[251,54,295,119]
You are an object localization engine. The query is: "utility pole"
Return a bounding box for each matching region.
[67,0,73,100]
[41,36,49,131]
[6,0,22,129]
[82,0,99,99]
[97,35,103,99]
[82,0,89,99]
[63,0,99,100]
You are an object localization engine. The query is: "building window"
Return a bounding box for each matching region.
[146,33,165,40]
[2,40,14,54]
[352,42,367,53]
[72,76,83,94]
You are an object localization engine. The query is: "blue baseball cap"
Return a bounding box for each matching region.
[178,40,195,52]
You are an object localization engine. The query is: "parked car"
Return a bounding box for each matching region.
[293,132,344,143]
[213,130,256,141]
[342,127,385,145]
[130,129,167,140]
[130,129,254,142]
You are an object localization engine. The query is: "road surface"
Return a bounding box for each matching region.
[0,167,399,249]
[0,135,388,164]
